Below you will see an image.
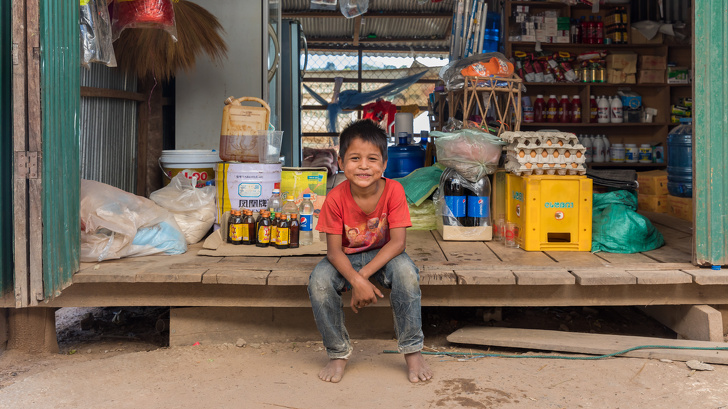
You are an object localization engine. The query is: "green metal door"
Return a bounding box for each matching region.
[0,0,13,296]
[694,0,728,266]
[39,0,80,298]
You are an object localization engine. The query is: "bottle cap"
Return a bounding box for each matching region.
[712,265,721,270]
[573,95,580,99]
[303,193,311,199]
[536,94,543,98]
[272,188,279,194]
[549,94,557,98]
[562,95,568,99]
[287,198,295,202]
[640,144,651,148]
[291,214,298,219]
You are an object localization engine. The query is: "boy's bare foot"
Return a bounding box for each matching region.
[404,352,433,383]
[319,359,347,383]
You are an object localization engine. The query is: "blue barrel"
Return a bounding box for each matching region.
[384,136,425,179]
[667,118,692,197]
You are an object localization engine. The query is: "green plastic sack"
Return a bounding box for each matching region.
[408,200,437,231]
[591,190,664,253]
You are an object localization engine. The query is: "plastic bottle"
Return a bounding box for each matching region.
[610,95,623,123]
[558,95,571,123]
[589,95,598,123]
[588,16,596,44]
[579,16,587,44]
[582,135,593,163]
[596,16,604,44]
[602,135,611,162]
[267,188,282,213]
[625,143,639,163]
[667,118,693,197]
[597,96,610,123]
[571,95,582,123]
[299,193,315,246]
[639,144,653,163]
[533,94,546,123]
[466,176,491,228]
[571,18,581,44]
[546,95,559,123]
[281,197,299,220]
[522,96,534,123]
[442,168,467,226]
[593,135,605,163]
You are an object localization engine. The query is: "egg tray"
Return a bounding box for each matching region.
[500,131,580,148]
[505,160,587,176]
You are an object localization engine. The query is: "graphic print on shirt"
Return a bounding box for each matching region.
[344,213,388,254]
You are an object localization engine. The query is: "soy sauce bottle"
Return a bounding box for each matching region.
[229,210,244,245]
[289,214,300,249]
[276,214,290,249]
[271,212,279,247]
[243,209,256,245]
[256,210,272,247]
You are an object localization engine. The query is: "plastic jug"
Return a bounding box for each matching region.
[384,136,425,179]
[667,118,693,197]
[219,96,271,162]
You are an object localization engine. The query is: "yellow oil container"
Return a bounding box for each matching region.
[505,173,592,251]
[219,96,270,163]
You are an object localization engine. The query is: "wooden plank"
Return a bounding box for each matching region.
[405,230,447,262]
[455,269,516,285]
[28,179,42,304]
[267,270,310,286]
[627,269,693,285]
[26,0,41,305]
[420,269,457,285]
[135,269,207,283]
[512,269,575,285]
[684,269,728,285]
[594,252,656,264]
[213,257,282,271]
[12,0,28,307]
[202,269,269,285]
[641,210,692,235]
[73,267,138,284]
[136,80,149,197]
[447,326,728,364]
[570,268,636,286]
[80,86,146,102]
[641,246,692,264]
[435,234,501,263]
[639,305,723,342]
[485,242,556,266]
[544,251,609,267]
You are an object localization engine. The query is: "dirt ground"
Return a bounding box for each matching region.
[2,306,728,409]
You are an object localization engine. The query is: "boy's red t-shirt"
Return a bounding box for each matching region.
[316,178,411,254]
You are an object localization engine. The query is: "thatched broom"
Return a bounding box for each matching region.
[113,0,227,80]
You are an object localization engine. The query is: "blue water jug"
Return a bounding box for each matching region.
[384,136,425,179]
[667,118,692,197]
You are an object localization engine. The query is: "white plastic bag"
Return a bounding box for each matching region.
[149,172,217,244]
[80,180,187,262]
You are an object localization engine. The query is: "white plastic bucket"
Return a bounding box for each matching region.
[159,150,221,188]
[215,162,282,221]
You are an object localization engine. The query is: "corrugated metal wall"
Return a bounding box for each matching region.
[0,0,12,296]
[694,0,728,266]
[80,65,138,193]
[40,0,80,298]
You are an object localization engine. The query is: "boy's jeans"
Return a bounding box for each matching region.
[307,249,424,359]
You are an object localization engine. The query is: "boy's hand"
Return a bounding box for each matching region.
[350,276,384,313]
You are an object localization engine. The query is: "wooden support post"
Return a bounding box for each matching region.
[169,307,394,347]
[639,305,723,342]
[0,308,8,351]
[136,76,164,198]
[7,307,58,353]
[712,305,728,336]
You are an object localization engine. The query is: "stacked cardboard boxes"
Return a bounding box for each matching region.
[637,170,668,213]
[638,55,666,84]
[606,52,637,84]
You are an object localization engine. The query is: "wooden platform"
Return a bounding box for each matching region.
[4,211,717,309]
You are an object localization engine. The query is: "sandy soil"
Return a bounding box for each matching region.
[1,307,728,409]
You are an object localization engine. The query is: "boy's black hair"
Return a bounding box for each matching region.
[338,119,388,162]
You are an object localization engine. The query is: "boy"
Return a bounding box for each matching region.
[308,119,432,384]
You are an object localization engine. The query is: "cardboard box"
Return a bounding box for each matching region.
[606,52,637,74]
[436,219,493,241]
[280,167,328,213]
[607,69,636,84]
[667,195,693,221]
[638,69,665,84]
[631,27,663,45]
[667,66,690,84]
[637,170,669,196]
[638,193,668,213]
[640,55,667,70]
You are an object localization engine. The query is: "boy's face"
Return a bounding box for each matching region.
[338,137,387,191]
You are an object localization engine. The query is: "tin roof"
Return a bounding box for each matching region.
[281,0,454,53]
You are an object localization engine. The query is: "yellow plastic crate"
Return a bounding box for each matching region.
[505,173,593,251]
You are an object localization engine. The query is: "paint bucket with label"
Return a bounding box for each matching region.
[159,150,220,187]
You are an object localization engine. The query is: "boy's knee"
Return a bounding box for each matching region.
[389,256,420,288]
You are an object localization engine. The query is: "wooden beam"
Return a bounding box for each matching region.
[307,44,448,53]
[283,12,452,19]
[26,0,42,305]
[639,305,723,342]
[80,86,145,102]
[307,37,447,45]
[353,15,361,46]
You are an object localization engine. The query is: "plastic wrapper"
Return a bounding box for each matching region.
[438,52,512,91]
[407,200,437,231]
[112,0,178,42]
[431,128,506,182]
[149,172,217,244]
[340,0,368,18]
[80,0,117,67]
[434,168,492,241]
[80,179,187,262]
[592,190,664,253]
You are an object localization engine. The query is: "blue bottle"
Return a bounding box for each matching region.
[384,134,425,179]
[667,118,692,197]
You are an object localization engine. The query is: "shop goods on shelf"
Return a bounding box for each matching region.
[500,131,586,176]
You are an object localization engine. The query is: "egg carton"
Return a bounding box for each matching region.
[505,160,587,176]
[501,131,580,149]
[507,145,586,165]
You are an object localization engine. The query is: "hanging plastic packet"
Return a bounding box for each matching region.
[112,0,178,42]
[80,0,117,68]
[340,0,368,18]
